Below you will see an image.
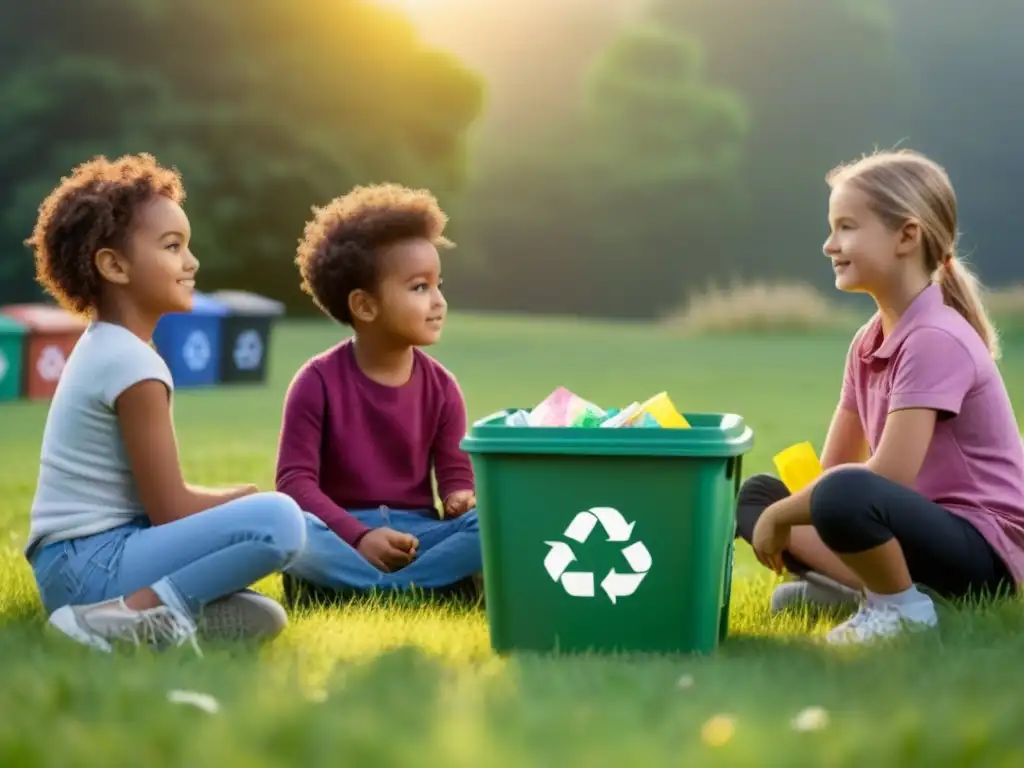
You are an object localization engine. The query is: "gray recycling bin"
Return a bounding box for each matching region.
[209,290,285,385]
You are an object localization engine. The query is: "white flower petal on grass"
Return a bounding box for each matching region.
[791,706,829,732]
[167,689,220,714]
[675,673,695,689]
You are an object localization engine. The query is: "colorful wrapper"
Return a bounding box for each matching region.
[526,387,608,427]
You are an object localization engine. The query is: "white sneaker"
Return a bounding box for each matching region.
[826,597,938,645]
[48,597,201,656]
[770,571,861,614]
[196,590,288,642]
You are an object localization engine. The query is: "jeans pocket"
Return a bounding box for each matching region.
[63,529,131,605]
[31,542,79,614]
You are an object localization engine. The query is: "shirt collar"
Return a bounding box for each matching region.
[860,282,943,361]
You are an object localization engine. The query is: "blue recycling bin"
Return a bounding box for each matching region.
[152,292,229,388]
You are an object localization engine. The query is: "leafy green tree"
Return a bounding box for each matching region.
[649,0,910,288]
[0,0,484,309]
[448,20,747,318]
[581,24,747,304]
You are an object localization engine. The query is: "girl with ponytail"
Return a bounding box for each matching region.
[736,148,1024,645]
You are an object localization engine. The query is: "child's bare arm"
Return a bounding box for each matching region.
[820,404,868,469]
[116,379,255,525]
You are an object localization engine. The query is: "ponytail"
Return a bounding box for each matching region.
[937,254,1001,360]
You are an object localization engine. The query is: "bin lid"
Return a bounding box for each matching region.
[461,409,754,458]
[0,314,26,336]
[187,292,230,316]
[0,304,87,333]
[209,290,285,316]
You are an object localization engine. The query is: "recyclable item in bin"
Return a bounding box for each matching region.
[637,391,690,428]
[773,441,823,492]
[574,405,606,428]
[461,408,754,656]
[526,387,607,427]
[600,402,641,428]
[599,403,659,429]
[504,409,531,427]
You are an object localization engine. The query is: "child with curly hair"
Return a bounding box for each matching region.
[24,153,306,654]
[276,183,481,603]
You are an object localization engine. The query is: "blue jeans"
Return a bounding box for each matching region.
[29,492,306,619]
[285,507,481,591]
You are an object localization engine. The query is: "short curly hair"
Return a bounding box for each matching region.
[25,153,186,317]
[295,183,453,325]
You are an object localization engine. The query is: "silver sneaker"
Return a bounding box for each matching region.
[770,571,861,614]
[196,590,288,642]
[48,597,201,655]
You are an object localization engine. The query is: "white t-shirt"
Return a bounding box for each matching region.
[25,322,174,559]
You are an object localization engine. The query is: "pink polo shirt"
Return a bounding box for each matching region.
[840,283,1024,583]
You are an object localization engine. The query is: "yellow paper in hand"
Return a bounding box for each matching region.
[773,441,823,493]
[638,391,690,428]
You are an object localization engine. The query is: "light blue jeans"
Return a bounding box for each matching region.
[285,507,482,591]
[29,492,306,619]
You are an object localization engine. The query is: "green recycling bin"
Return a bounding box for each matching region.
[461,410,753,656]
[0,314,27,402]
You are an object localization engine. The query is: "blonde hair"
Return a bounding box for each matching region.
[826,148,1000,360]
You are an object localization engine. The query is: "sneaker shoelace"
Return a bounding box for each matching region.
[135,606,204,657]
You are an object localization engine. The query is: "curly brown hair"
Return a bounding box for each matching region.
[295,183,453,325]
[25,153,186,317]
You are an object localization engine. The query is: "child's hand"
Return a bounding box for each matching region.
[444,490,476,519]
[357,527,419,572]
[751,509,789,574]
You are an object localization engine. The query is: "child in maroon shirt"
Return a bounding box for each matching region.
[276,183,480,603]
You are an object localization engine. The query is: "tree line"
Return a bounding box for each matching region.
[1,0,1022,319]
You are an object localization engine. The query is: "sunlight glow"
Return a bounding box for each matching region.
[373,0,468,11]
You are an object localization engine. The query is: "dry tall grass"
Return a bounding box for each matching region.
[984,284,1024,318]
[663,280,859,336]
[663,280,1024,337]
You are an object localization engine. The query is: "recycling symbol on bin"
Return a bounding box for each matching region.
[182,330,211,372]
[36,345,66,382]
[233,330,263,371]
[544,506,652,604]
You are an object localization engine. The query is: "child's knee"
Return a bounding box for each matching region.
[454,509,479,533]
[250,492,307,562]
[809,467,876,549]
[735,473,787,543]
[738,473,787,504]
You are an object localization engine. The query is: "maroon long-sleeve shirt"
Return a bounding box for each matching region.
[275,339,475,546]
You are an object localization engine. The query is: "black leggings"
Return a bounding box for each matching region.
[735,466,1014,600]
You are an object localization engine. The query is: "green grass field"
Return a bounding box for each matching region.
[2,314,1024,766]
